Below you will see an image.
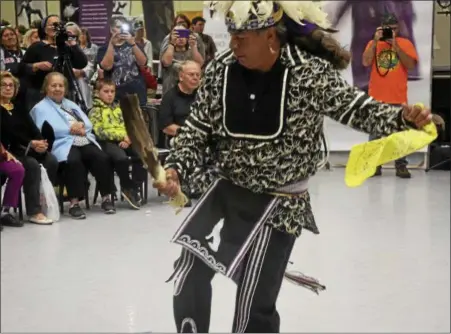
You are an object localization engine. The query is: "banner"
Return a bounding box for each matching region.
[15,0,47,28]
[202,10,229,54]
[322,0,434,152]
[78,0,112,46]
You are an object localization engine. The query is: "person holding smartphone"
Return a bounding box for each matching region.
[160,16,205,96]
[96,16,148,106]
[362,13,418,178]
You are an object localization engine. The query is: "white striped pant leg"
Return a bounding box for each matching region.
[232,225,296,333]
[172,249,216,333]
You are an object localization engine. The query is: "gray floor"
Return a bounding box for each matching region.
[1,169,450,333]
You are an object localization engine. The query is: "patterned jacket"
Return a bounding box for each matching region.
[164,44,411,237]
[89,98,127,142]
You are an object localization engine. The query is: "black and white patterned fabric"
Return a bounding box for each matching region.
[164,43,410,237]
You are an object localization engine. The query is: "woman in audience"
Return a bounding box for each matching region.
[89,79,144,209]
[31,72,115,219]
[0,143,25,229]
[96,16,148,106]
[65,22,95,109]
[22,28,40,49]
[159,15,205,95]
[22,14,87,111]
[0,27,31,106]
[79,28,98,107]
[1,71,57,225]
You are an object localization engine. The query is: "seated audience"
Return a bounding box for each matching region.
[159,60,202,206]
[1,71,57,224]
[22,28,40,49]
[89,79,144,209]
[22,15,87,111]
[160,14,205,95]
[159,60,201,138]
[97,16,148,106]
[31,72,115,219]
[0,143,25,229]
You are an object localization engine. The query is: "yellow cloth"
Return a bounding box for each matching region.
[345,105,437,187]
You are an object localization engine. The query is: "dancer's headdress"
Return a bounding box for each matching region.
[206,1,332,35]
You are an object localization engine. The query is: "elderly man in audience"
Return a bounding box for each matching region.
[22,14,87,111]
[89,79,144,210]
[0,142,25,230]
[96,16,148,106]
[1,71,57,225]
[31,72,115,220]
[159,60,205,205]
[159,14,205,95]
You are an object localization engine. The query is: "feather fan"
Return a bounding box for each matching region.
[120,94,188,213]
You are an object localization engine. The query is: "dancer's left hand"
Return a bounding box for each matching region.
[402,104,432,129]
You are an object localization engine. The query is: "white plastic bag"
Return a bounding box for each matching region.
[39,164,60,222]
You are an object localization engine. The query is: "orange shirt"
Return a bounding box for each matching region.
[365,37,418,104]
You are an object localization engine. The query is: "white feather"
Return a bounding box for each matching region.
[250,0,274,21]
[227,1,253,28]
[276,1,331,28]
[205,1,234,15]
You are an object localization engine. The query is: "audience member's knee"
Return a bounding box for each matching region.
[10,163,25,181]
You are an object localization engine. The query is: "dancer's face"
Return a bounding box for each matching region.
[229,28,278,71]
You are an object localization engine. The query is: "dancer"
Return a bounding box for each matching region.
[154,1,432,332]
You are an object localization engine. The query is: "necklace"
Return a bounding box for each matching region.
[1,102,13,114]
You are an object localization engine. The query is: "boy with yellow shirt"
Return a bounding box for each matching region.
[89,79,144,209]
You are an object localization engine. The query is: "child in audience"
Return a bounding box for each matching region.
[89,79,144,209]
[0,143,25,229]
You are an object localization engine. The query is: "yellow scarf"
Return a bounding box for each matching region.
[345,104,438,187]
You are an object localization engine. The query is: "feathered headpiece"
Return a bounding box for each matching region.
[206,1,331,34]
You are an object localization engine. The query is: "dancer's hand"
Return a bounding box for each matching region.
[153,168,180,198]
[402,104,432,129]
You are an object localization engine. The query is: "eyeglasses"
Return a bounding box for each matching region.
[1,83,14,89]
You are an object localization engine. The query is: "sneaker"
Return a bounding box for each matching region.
[121,189,141,210]
[0,213,24,227]
[184,199,192,208]
[396,165,411,179]
[69,204,86,220]
[372,166,382,177]
[101,199,116,214]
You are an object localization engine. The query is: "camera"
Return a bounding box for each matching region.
[53,21,69,49]
[380,27,393,41]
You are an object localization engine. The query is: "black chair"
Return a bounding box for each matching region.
[0,173,24,221]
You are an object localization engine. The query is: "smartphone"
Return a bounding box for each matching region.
[176,28,191,39]
[120,23,130,34]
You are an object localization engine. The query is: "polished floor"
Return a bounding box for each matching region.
[1,169,450,333]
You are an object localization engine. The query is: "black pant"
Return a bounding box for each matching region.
[63,144,114,199]
[16,153,58,216]
[173,225,296,333]
[100,141,145,191]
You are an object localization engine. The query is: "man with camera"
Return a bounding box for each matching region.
[362,14,418,178]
